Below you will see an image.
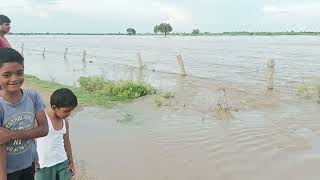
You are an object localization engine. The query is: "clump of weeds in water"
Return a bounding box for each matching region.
[214,103,232,120]
[296,84,313,98]
[154,91,175,107]
[154,97,163,107]
[296,81,320,103]
[162,91,175,99]
[212,88,239,120]
[315,82,320,103]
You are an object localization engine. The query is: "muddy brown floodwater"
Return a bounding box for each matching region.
[69,75,320,180]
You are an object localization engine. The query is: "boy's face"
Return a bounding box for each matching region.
[53,106,75,119]
[0,62,24,93]
[0,23,11,34]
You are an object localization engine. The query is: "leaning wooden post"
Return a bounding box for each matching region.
[21,43,24,56]
[42,48,46,58]
[176,54,187,76]
[82,49,87,63]
[137,52,144,82]
[64,48,68,59]
[267,59,275,90]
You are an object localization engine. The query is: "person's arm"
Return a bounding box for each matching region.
[11,111,48,140]
[0,111,48,142]
[0,107,10,145]
[64,120,75,176]
[0,128,13,145]
[0,145,7,180]
[10,91,48,141]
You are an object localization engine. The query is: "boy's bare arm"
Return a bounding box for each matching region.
[0,145,7,180]
[0,111,48,144]
[13,111,48,140]
[0,128,13,145]
[64,120,75,175]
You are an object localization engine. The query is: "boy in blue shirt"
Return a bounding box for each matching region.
[0,48,49,180]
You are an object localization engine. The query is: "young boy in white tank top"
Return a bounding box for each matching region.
[35,88,77,180]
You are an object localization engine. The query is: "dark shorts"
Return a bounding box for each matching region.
[7,164,35,180]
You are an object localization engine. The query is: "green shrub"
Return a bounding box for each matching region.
[79,76,155,101]
[79,77,111,92]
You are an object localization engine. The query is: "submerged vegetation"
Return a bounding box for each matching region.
[211,88,239,120]
[154,91,175,107]
[296,81,320,102]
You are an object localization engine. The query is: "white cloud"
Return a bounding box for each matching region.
[59,0,190,24]
[258,1,320,31]
[262,1,320,17]
[262,5,288,14]
[0,0,60,18]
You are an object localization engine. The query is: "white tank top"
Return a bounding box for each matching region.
[37,114,68,168]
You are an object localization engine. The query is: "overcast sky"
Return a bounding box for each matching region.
[1,0,320,33]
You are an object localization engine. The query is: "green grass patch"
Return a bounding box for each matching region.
[24,75,155,107]
[79,77,155,101]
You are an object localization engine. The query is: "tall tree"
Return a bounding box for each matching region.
[192,29,200,35]
[153,23,173,37]
[127,28,136,35]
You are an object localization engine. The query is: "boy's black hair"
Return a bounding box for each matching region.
[0,15,11,24]
[50,88,78,108]
[0,48,24,68]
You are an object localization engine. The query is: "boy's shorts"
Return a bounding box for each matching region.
[7,163,35,180]
[35,160,72,180]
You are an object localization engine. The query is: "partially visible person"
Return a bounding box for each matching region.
[0,15,12,48]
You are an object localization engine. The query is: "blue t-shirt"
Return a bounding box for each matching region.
[0,89,45,173]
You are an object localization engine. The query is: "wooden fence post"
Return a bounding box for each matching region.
[64,48,68,59]
[42,48,46,58]
[137,52,144,82]
[82,49,87,63]
[267,59,275,90]
[21,43,24,56]
[177,54,187,76]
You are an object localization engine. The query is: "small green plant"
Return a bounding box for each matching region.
[162,91,175,99]
[153,91,176,107]
[213,104,232,120]
[314,82,320,99]
[296,80,320,103]
[79,76,109,92]
[296,84,312,98]
[154,96,163,107]
[212,88,239,120]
